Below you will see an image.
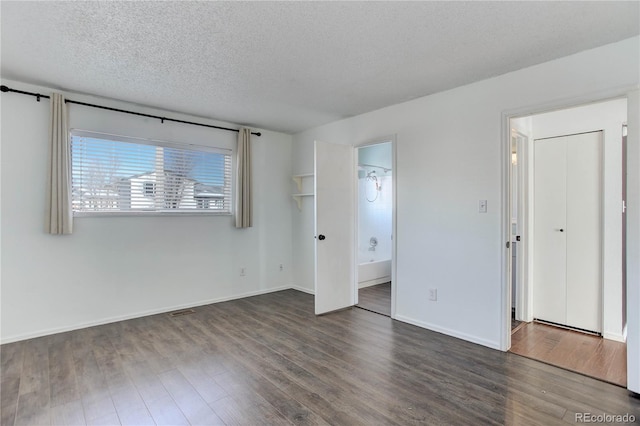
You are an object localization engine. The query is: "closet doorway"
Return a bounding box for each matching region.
[355,140,394,317]
[507,98,628,387]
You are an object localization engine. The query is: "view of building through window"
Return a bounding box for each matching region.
[70,131,232,214]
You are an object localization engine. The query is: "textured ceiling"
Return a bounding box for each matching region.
[1,1,639,134]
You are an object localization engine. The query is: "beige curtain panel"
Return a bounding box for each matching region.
[235,128,253,228]
[45,93,73,235]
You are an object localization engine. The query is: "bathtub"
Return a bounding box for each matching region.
[358,259,392,288]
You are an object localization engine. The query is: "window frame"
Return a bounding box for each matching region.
[70,129,234,217]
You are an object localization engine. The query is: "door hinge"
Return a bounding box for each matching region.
[623,200,626,214]
[506,241,510,249]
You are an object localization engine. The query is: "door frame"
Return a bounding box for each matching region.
[500,87,638,354]
[622,125,628,333]
[511,129,529,323]
[354,135,398,319]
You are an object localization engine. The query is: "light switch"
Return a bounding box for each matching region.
[479,200,487,213]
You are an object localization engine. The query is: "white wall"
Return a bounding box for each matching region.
[292,36,639,351]
[530,99,627,341]
[626,90,639,394]
[1,79,294,343]
[291,170,315,294]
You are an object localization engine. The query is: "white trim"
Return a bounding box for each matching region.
[354,135,396,149]
[73,211,233,218]
[395,314,501,351]
[291,285,315,295]
[501,110,512,351]
[390,137,398,320]
[511,130,531,324]
[0,285,293,345]
[504,85,638,120]
[603,332,626,343]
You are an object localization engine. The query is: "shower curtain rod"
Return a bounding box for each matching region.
[358,163,392,172]
[0,85,261,137]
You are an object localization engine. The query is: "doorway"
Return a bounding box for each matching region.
[506,98,628,387]
[355,141,394,317]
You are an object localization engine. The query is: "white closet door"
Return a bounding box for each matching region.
[566,132,602,332]
[533,132,602,333]
[533,137,568,325]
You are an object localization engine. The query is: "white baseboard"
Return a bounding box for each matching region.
[290,285,315,295]
[394,314,501,350]
[0,285,293,344]
[603,332,626,343]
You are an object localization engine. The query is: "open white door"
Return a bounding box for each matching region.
[514,131,528,322]
[314,140,355,315]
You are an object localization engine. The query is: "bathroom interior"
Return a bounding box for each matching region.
[356,141,393,316]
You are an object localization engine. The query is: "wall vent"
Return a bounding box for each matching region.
[168,309,195,317]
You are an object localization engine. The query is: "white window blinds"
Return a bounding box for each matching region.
[70,130,232,215]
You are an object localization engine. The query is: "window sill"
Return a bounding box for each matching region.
[73,211,233,218]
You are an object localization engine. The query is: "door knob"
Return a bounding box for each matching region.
[318,234,326,240]
[558,228,564,232]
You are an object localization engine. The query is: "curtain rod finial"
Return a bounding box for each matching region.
[0,85,9,92]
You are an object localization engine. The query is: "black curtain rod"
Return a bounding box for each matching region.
[0,85,261,137]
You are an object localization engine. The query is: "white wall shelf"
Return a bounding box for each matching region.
[292,193,314,210]
[292,173,314,210]
[292,173,314,192]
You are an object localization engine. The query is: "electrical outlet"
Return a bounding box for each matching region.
[428,288,437,301]
[240,267,246,276]
[279,264,284,271]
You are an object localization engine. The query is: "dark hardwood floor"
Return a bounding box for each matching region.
[510,321,628,388]
[356,282,391,316]
[2,290,639,425]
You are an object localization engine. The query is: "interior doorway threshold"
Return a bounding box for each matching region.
[356,282,391,317]
[510,322,627,387]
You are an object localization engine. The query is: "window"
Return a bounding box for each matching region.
[143,182,156,197]
[71,130,232,215]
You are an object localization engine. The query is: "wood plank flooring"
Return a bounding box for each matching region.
[357,282,391,316]
[510,322,628,388]
[2,290,639,425]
